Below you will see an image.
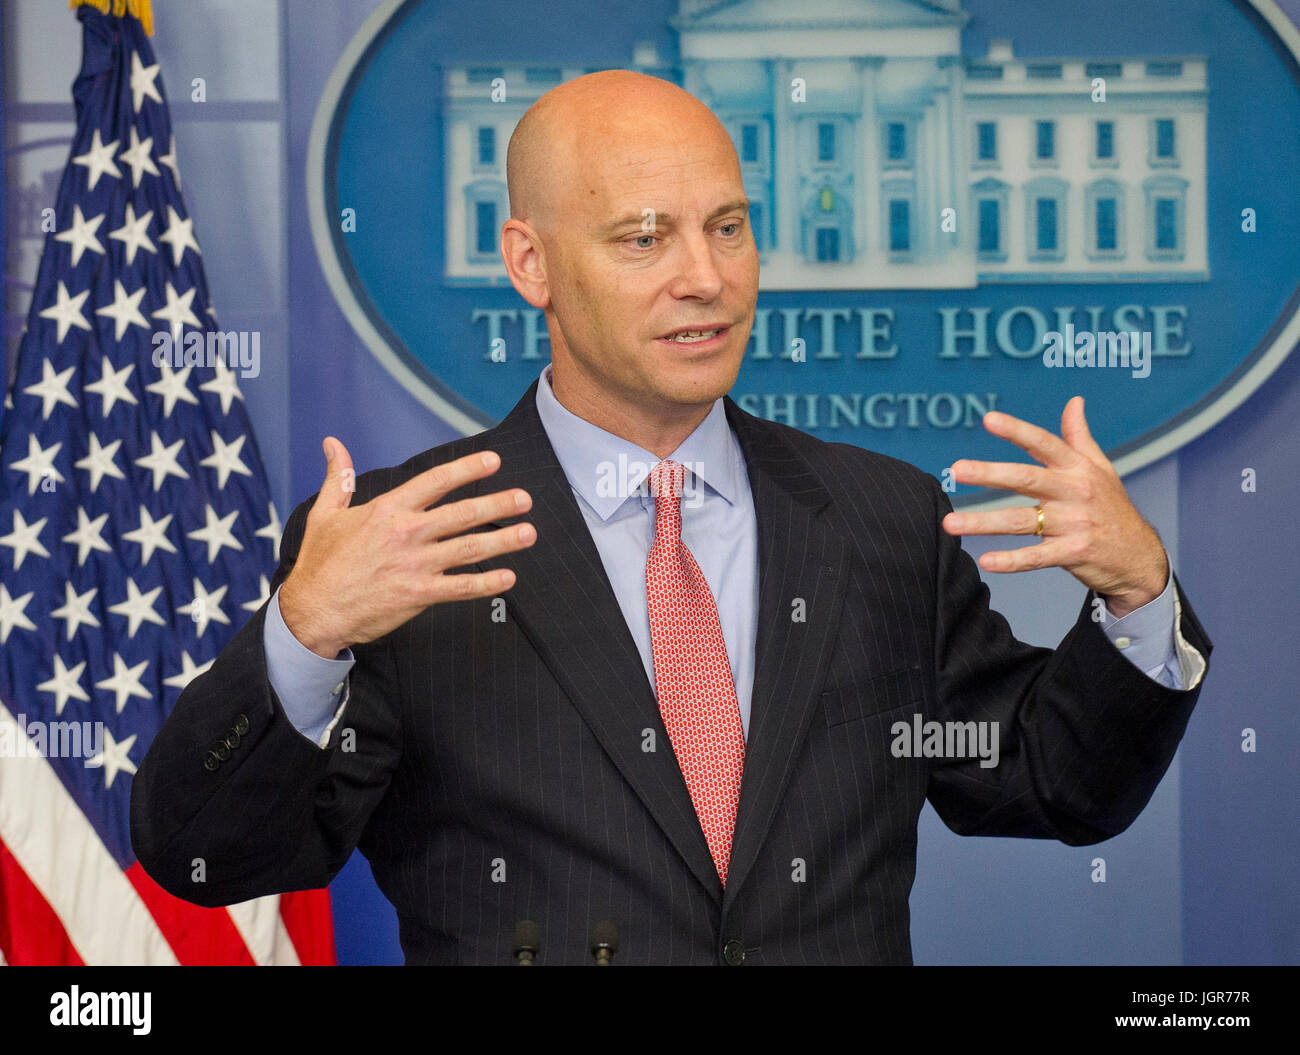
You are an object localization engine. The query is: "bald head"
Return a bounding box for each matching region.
[506,70,736,230]
[497,69,758,455]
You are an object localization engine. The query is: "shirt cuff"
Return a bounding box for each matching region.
[263,585,355,747]
[1169,586,1208,691]
[1095,549,1206,691]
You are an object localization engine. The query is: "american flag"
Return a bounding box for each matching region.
[0,3,334,965]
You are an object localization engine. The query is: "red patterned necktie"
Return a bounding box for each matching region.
[645,460,746,886]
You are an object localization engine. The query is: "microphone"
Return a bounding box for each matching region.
[512,920,541,965]
[590,920,618,966]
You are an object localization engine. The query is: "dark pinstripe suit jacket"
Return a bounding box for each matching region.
[131,381,1212,964]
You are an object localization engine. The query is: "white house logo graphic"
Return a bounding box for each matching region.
[308,0,1300,506]
[441,0,1207,290]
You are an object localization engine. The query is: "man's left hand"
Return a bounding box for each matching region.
[941,396,1169,618]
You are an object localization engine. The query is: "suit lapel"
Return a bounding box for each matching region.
[473,385,850,909]
[720,399,851,908]
[478,383,723,903]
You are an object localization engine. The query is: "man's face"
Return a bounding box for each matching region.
[540,119,760,418]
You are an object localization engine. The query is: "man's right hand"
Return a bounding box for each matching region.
[278,437,537,658]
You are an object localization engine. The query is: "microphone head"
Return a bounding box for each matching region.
[591,919,618,952]
[513,919,541,953]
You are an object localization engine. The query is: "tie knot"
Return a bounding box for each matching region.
[648,460,687,503]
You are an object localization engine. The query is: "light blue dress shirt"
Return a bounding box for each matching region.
[264,365,1190,746]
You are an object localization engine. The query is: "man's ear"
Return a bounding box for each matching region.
[501,219,550,309]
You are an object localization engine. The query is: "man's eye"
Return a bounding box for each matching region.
[633,234,656,249]
[719,223,740,236]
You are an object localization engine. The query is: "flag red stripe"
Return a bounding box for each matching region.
[0,837,84,966]
[125,863,256,966]
[279,888,337,966]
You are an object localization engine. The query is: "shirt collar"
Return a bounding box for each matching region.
[533,363,742,522]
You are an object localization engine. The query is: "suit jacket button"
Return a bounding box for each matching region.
[234,714,250,736]
[223,730,241,750]
[214,741,231,761]
[722,939,745,966]
[203,751,220,772]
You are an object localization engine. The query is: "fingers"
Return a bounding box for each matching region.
[313,436,356,515]
[942,505,1044,537]
[420,487,532,542]
[976,538,1073,574]
[429,521,538,575]
[981,410,1077,469]
[391,450,504,511]
[1060,396,1111,469]
[429,566,519,604]
[948,459,1073,499]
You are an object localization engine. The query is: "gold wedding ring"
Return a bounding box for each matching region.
[1034,506,1045,536]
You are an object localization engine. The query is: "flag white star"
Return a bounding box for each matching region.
[37,655,91,717]
[158,134,181,188]
[200,431,253,489]
[144,362,199,418]
[0,510,50,569]
[163,650,213,691]
[199,358,244,415]
[135,430,190,491]
[74,433,127,493]
[179,578,230,637]
[83,354,140,417]
[86,728,140,788]
[130,50,163,112]
[94,282,150,343]
[71,129,121,190]
[37,283,92,345]
[242,575,272,613]
[151,280,201,343]
[95,653,152,714]
[51,582,101,641]
[255,502,283,560]
[121,505,177,565]
[22,358,79,419]
[109,202,156,265]
[187,504,244,563]
[73,435,126,499]
[159,206,201,266]
[0,585,37,644]
[117,125,159,188]
[8,435,65,496]
[54,205,106,266]
[62,507,113,566]
[107,578,167,638]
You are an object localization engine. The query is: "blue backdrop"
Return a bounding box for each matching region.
[4,0,1295,964]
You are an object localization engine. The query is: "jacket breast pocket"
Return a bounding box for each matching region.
[822,663,925,727]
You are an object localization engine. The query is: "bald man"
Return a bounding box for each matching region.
[132,71,1211,965]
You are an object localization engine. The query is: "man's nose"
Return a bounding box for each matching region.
[668,232,724,301]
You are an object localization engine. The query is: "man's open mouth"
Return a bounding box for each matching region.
[659,325,729,344]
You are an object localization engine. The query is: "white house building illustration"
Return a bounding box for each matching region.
[441,0,1208,289]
